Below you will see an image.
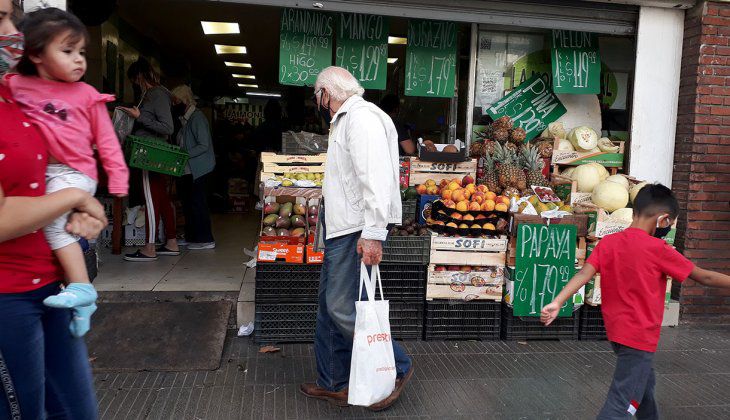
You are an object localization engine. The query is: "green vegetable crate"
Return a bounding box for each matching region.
[124,135,189,176]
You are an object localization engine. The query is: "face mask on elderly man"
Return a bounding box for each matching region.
[316,88,333,125]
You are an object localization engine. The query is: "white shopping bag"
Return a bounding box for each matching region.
[348,264,397,406]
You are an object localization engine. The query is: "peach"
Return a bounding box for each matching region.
[462,175,475,185]
[469,202,481,211]
[458,223,470,229]
[483,223,496,230]
[463,189,472,200]
[482,200,496,211]
[463,214,475,221]
[495,202,509,212]
[485,191,497,201]
[435,265,447,272]
[448,181,461,191]
[461,265,473,272]
[476,185,489,194]
[425,179,437,187]
[446,222,458,228]
[465,183,476,193]
[450,212,463,220]
[451,178,463,187]
[500,196,511,205]
[443,199,456,209]
[456,201,469,212]
[434,220,445,226]
[475,214,487,220]
[451,190,466,203]
[426,185,439,195]
[416,184,427,195]
[470,224,481,229]
[441,189,453,200]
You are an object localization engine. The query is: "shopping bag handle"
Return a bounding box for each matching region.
[359,263,384,302]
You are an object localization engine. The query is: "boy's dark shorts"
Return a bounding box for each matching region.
[597,342,658,420]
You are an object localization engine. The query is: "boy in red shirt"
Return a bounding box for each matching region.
[541,183,730,419]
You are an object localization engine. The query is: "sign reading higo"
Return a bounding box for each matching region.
[279,8,333,87]
[336,13,389,90]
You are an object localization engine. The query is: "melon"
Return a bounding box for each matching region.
[571,164,602,193]
[630,182,648,203]
[588,162,610,181]
[567,126,599,152]
[611,208,634,225]
[561,167,576,178]
[598,137,620,153]
[605,174,630,191]
[557,138,575,151]
[592,180,630,212]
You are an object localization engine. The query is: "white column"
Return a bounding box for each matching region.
[628,6,685,187]
[24,0,66,12]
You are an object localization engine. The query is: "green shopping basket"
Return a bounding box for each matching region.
[124,135,189,176]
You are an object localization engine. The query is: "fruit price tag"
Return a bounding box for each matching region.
[532,186,561,203]
[258,250,278,261]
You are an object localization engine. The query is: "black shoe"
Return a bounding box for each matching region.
[156,246,181,256]
[123,250,158,262]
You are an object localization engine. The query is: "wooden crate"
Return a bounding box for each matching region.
[259,152,327,181]
[551,137,625,167]
[260,152,327,164]
[429,249,506,266]
[408,157,477,187]
[507,236,587,266]
[430,234,508,253]
[426,284,503,301]
[427,265,505,284]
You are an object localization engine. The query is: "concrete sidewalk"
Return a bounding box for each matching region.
[94,325,730,419]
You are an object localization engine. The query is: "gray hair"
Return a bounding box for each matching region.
[314,66,364,102]
[171,85,196,107]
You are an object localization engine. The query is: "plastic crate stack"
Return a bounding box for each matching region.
[380,235,430,340]
[424,235,508,340]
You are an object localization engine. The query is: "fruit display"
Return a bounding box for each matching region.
[389,218,430,237]
[520,144,549,188]
[260,196,321,242]
[307,203,319,238]
[269,172,324,187]
[515,195,573,216]
[427,198,509,236]
[567,126,599,152]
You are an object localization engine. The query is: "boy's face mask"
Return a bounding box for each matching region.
[0,33,24,76]
[654,214,673,239]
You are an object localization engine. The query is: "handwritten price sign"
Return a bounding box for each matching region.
[513,223,576,317]
[336,13,389,90]
[404,19,457,98]
[279,9,333,87]
[551,30,601,94]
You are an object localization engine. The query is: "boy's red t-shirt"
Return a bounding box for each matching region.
[587,228,694,352]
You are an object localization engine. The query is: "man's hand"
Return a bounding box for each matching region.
[540,301,561,326]
[357,238,383,266]
[66,212,107,239]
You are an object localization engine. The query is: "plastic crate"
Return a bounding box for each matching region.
[124,135,189,176]
[380,264,427,302]
[401,199,418,223]
[255,303,317,344]
[255,263,321,302]
[424,300,501,341]
[254,301,423,344]
[382,235,430,265]
[390,301,424,340]
[501,304,580,341]
[579,305,607,340]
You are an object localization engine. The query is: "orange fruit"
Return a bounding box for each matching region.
[495,203,508,212]
[456,201,469,212]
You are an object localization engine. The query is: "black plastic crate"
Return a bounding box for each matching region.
[401,199,418,223]
[579,305,607,340]
[382,235,430,265]
[390,301,424,340]
[254,303,317,344]
[424,300,501,341]
[255,263,321,302]
[254,301,423,344]
[501,304,580,341]
[379,264,427,302]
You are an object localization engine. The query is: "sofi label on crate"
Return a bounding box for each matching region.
[431,236,507,252]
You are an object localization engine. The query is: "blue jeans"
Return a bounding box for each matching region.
[0,282,98,420]
[314,224,412,392]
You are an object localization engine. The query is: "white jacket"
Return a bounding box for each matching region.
[323,95,402,241]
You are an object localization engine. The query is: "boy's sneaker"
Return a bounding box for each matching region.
[187,242,216,250]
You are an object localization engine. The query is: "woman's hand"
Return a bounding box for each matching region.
[119,106,141,119]
[74,193,108,225]
[66,212,107,239]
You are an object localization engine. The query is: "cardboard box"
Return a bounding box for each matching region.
[306,245,324,264]
[257,241,305,264]
[417,142,468,163]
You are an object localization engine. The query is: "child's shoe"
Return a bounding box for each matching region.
[69,303,97,338]
[43,283,98,308]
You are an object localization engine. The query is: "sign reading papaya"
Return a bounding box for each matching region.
[486,74,567,141]
[513,223,576,317]
[551,30,601,94]
[279,8,333,87]
[405,19,457,98]
[336,13,389,90]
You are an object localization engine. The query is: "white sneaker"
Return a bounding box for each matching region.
[187,242,216,250]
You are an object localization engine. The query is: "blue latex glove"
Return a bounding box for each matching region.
[43,283,98,308]
[69,303,97,338]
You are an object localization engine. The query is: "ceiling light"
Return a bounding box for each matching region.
[225,61,252,68]
[232,74,255,79]
[247,92,282,98]
[388,36,407,45]
[201,21,240,35]
[387,58,398,64]
[238,83,258,88]
[215,44,247,54]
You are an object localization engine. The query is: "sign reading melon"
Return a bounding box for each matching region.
[486,74,567,141]
[551,30,601,94]
[279,9,333,87]
[336,13,389,90]
[405,19,457,98]
[513,223,576,317]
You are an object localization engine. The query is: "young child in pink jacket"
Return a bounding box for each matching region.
[5,8,128,336]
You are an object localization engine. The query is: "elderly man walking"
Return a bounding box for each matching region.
[300,67,414,411]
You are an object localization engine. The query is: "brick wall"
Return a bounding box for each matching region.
[674,1,730,322]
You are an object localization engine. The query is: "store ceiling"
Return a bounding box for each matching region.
[115,0,410,99]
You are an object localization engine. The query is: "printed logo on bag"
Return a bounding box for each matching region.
[376,366,396,373]
[367,333,391,346]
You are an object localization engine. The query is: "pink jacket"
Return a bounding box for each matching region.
[6,74,129,195]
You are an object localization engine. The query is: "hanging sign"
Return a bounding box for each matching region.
[486,74,566,141]
[336,13,389,90]
[513,223,576,317]
[551,30,601,94]
[404,19,457,98]
[279,8,334,87]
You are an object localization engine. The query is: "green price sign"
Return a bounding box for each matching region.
[551,30,601,94]
[404,19,457,98]
[279,9,334,87]
[336,13,389,90]
[513,223,577,317]
[486,74,567,141]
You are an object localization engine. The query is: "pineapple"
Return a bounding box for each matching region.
[482,152,501,194]
[493,116,514,130]
[494,142,526,191]
[536,140,553,159]
[504,142,518,155]
[493,128,510,144]
[469,141,485,158]
[521,144,549,188]
[483,139,498,156]
[510,127,527,143]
